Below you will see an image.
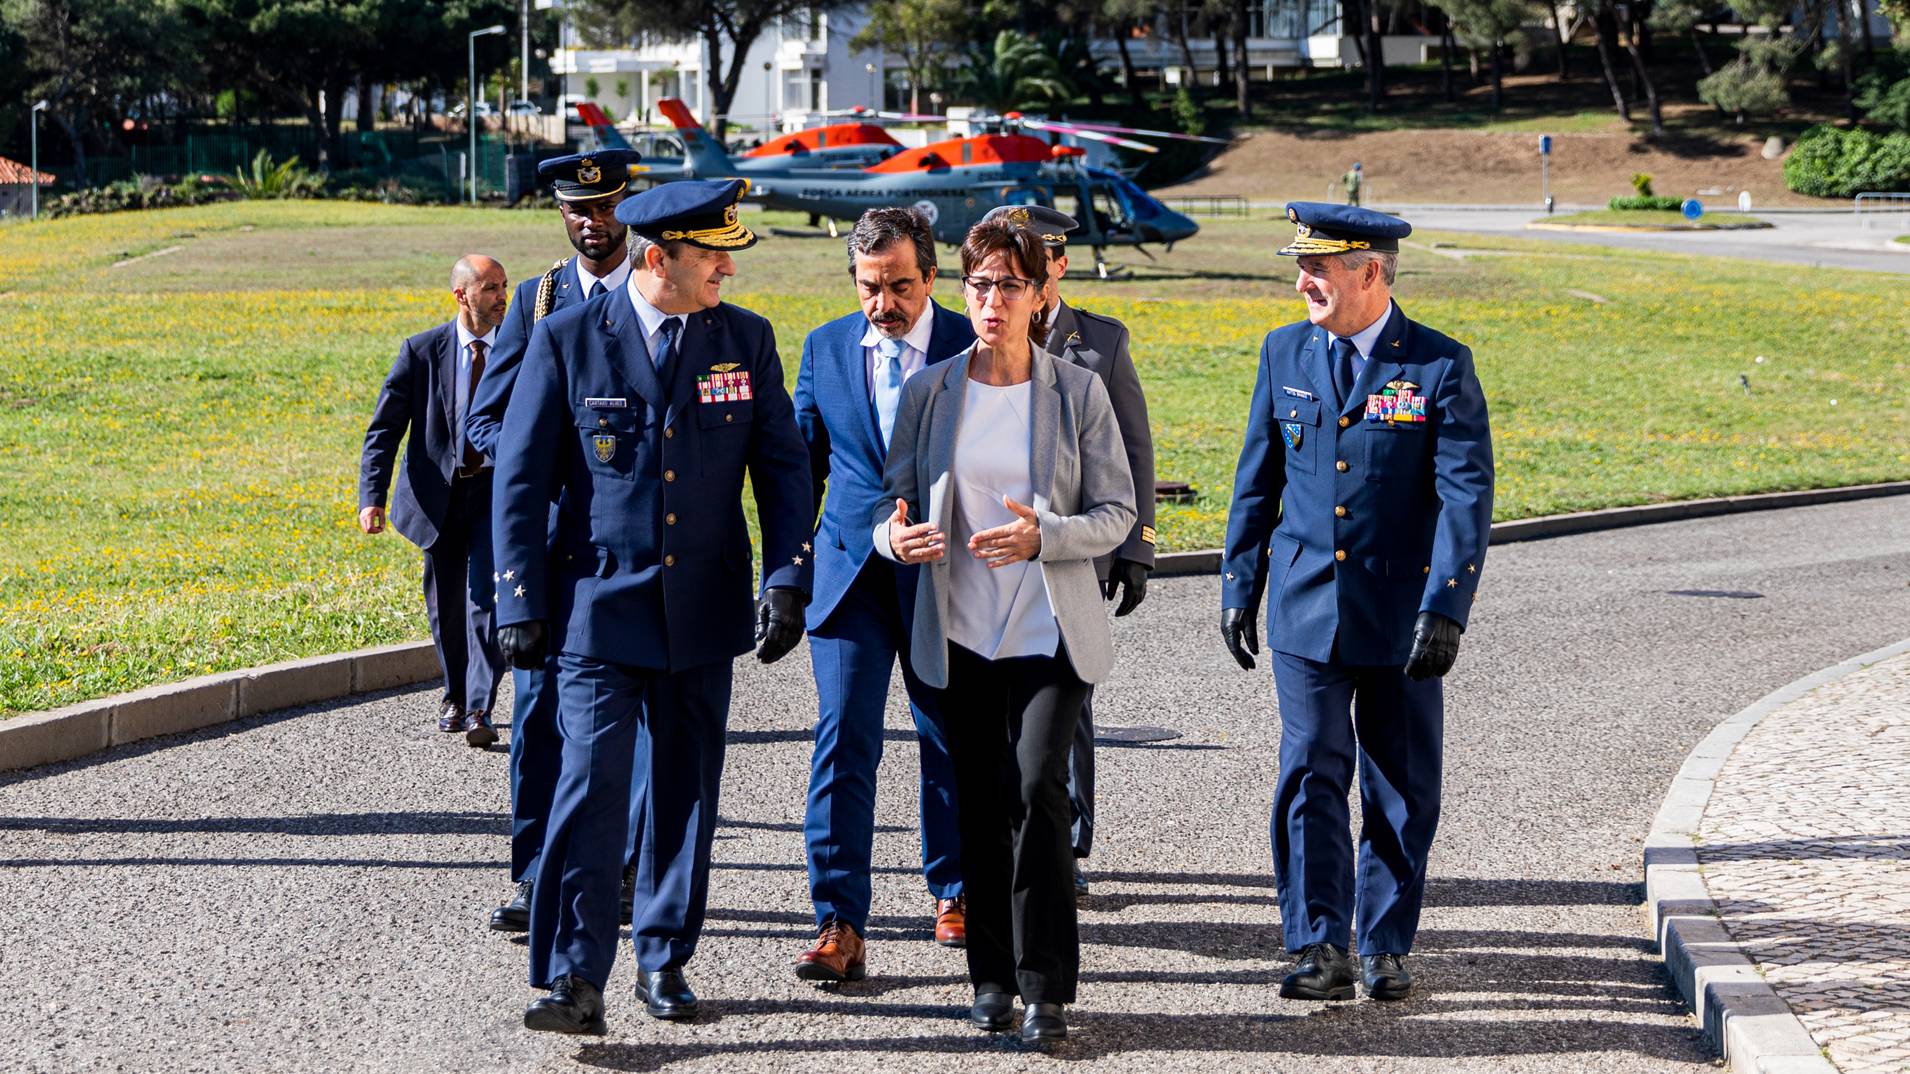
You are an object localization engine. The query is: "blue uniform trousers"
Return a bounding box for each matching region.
[528,653,731,989]
[804,559,962,932]
[505,659,643,883]
[421,472,501,715]
[1270,650,1443,957]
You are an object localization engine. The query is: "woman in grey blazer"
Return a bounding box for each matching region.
[873,217,1136,1043]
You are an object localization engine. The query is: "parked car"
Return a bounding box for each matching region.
[507,100,542,116]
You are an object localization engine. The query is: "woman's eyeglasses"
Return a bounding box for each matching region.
[962,275,1038,300]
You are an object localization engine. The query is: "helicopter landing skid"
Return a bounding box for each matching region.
[1093,249,1131,280]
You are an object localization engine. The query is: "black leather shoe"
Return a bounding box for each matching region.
[1020,1002,1067,1043]
[1073,861,1090,903]
[1361,952,1413,1000]
[463,709,498,748]
[635,967,698,1021]
[437,701,464,733]
[969,991,1015,1031]
[1279,942,1356,1001]
[619,864,636,926]
[523,974,606,1035]
[489,880,531,932]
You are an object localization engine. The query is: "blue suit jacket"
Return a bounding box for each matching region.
[358,321,463,550]
[466,258,587,461]
[793,302,975,631]
[491,287,812,672]
[1221,302,1494,666]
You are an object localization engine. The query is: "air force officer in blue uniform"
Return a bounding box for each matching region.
[789,208,976,982]
[491,179,811,1034]
[464,150,641,935]
[1220,203,1493,1003]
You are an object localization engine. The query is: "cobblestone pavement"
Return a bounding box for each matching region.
[1698,650,1910,1074]
[4,496,1909,1074]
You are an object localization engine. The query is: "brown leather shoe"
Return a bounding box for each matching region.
[462,709,498,748]
[934,896,966,948]
[794,919,866,982]
[437,701,464,733]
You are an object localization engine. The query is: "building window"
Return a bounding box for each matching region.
[1265,0,1315,39]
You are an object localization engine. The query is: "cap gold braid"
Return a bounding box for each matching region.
[1278,222,1372,256]
[660,203,755,248]
[554,181,627,203]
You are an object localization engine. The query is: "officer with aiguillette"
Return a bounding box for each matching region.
[465,150,644,935]
[491,178,811,1033]
[1220,202,1493,1004]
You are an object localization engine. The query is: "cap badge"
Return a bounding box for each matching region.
[1295,223,1312,237]
[724,204,738,225]
[1008,207,1031,225]
[577,159,600,184]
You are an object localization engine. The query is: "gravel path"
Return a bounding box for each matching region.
[4,496,1908,1074]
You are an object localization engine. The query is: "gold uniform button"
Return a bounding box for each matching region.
[664,469,675,482]
[1334,505,1347,518]
[1338,416,1351,428]
[1288,408,1298,418]
[1334,550,1347,562]
[665,512,677,525]
[1336,460,1349,473]
[1423,565,1431,575]
[664,554,676,566]
[724,413,734,423]
[598,417,608,428]
[664,427,674,439]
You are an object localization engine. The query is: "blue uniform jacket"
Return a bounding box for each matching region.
[1221,302,1494,666]
[792,303,975,631]
[358,321,462,550]
[466,258,583,461]
[491,287,812,672]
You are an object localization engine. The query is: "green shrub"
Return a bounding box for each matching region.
[45,175,237,218]
[1172,86,1206,138]
[1698,63,1791,118]
[1630,172,1655,196]
[1857,73,1910,133]
[231,149,325,200]
[1609,194,1685,211]
[1782,124,1910,197]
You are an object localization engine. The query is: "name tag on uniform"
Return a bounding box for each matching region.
[697,370,752,403]
[1281,385,1315,400]
[585,397,627,409]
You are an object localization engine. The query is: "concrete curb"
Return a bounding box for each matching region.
[0,641,439,774]
[1642,635,1910,1074]
[1152,479,1910,578]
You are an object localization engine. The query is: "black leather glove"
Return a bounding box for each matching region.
[1221,607,1259,671]
[1404,611,1462,680]
[1102,558,1149,617]
[497,621,548,671]
[755,586,804,664]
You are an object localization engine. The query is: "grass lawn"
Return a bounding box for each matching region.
[1535,209,1770,229]
[1,201,1904,715]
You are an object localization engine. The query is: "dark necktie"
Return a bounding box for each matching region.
[462,340,487,470]
[1331,337,1361,405]
[655,316,681,384]
[586,280,604,301]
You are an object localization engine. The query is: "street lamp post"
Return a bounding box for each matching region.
[31,100,48,220]
[865,62,876,109]
[469,23,508,205]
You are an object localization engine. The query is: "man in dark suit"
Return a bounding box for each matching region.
[1221,203,1494,1003]
[493,179,811,1033]
[358,254,511,746]
[464,150,642,936]
[788,207,977,983]
[981,204,1157,901]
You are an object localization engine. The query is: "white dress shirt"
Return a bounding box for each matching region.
[624,277,686,367]
[859,301,936,401]
[453,320,499,434]
[945,378,1059,662]
[576,254,632,300]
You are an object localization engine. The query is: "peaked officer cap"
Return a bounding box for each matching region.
[537,150,643,202]
[615,178,757,250]
[1278,201,1411,256]
[980,204,1079,247]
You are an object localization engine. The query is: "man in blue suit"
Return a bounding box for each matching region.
[493,179,811,1034]
[1220,203,1493,1003]
[466,151,643,935]
[358,254,510,747]
[789,207,976,983]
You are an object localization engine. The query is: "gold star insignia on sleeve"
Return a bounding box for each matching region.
[792,555,804,565]
[1467,563,1477,573]
[802,542,812,553]
[503,569,515,581]
[1447,578,1458,588]
[513,585,526,597]
[1224,572,1235,581]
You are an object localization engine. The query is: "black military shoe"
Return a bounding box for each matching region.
[619,864,636,925]
[1361,953,1413,1001]
[1020,1002,1067,1044]
[489,880,532,932]
[1279,942,1356,1001]
[523,974,606,1035]
[635,967,699,1021]
[969,991,1015,1031]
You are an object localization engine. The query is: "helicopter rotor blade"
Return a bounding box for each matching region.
[1018,118,1158,153]
[1048,119,1233,145]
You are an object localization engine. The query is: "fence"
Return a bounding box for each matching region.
[1854,192,1910,231]
[1168,194,1250,217]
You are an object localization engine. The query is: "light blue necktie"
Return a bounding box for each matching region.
[874,336,906,448]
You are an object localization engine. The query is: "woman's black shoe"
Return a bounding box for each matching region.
[1020,1002,1066,1043]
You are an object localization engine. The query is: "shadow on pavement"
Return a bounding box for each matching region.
[0,810,507,837]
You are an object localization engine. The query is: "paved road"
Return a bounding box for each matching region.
[5,497,1909,1074]
[1395,206,1910,274]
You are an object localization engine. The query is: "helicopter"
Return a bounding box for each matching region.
[571,100,903,173]
[650,98,1201,279]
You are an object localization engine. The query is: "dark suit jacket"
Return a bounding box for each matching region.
[792,301,975,631]
[491,288,812,672]
[466,257,585,461]
[1221,302,1494,666]
[358,321,464,550]
[1047,301,1157,575]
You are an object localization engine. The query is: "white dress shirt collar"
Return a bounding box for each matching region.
[576,253,632,297]
[859,300,937,354]
[1328,302,1394,360]
[454,320,498,355]
[624,275,684,346]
